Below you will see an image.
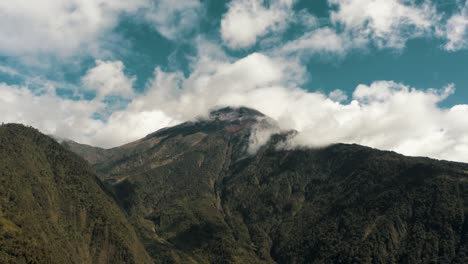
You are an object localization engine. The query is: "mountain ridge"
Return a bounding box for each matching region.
[63,106,468,263]
[3,107,468,263]
[63,106,460,166]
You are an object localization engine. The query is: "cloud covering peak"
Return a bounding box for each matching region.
[1,0,468,163]
[2,49,468,163]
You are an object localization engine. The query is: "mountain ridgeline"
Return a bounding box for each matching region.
[2,107,468,263]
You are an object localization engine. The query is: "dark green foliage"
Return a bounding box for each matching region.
[64,107,468,264]
[0,124,152,264]
[4,106,465,263]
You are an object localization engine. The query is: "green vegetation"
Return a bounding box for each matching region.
[64,107,468,263]
[4,107,468,263]
[0,124,151,264]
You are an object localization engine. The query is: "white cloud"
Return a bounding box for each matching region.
[221,0,295,49]
[0,0,207,62]
[0,0,465,65]
[2,2,468,163]
[0,83,103,141]
[0,65,20,76]
[124,51,468,163]
[88,109,176,147]
[82,60,135,99]
[135,52,305,121]
[144,0,203,40]
[248,116,281,154]
[0,82,175,148]
[278,27,354,57]
[443,3,468,51]
[271,0,448,59]
[329,89,348,102]
[0,0,148,59]
[2,50,468,163]
[328,0,438,49]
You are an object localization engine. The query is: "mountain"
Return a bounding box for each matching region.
[0,124,152,264]
[64,106,468,264]
[61,139,113,165]
[2,107,468,263]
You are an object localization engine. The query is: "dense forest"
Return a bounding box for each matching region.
[0,124,151,263]
[2,107,468,263]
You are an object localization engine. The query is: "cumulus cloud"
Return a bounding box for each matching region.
[0,0,148,59]
[0,83,102,140]
[1,0,466,65]
[219,0,466,57]
[288,82,458,156]
[0,82,175,148]
[0,0,205,62]
[144,0,203,40]
[135,52,305,121]
[88,109,176,147]
[329,89,348,102]
[2,49,468,162]
[2,0,468,164]
[119,51,468,163]
[443,3,468,51]
[271,0,458,59]
[221,0,295,49]
[329,0,438,49]
[82,60,135,99]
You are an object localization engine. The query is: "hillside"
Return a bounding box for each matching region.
[0,124,152,264]
[65,107,468,263]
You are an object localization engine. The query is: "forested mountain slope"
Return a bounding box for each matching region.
[65,107,468,264]
[0,124,152,264]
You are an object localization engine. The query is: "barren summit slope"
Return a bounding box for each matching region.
[64,107,468,264]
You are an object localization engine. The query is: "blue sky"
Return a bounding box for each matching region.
[1,0,468,162]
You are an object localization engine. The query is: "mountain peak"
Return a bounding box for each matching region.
[209,106,265,121]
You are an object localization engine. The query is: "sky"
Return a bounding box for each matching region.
[1,0,468,162]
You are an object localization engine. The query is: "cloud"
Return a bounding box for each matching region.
[443,3,468,51]
[329,89,348,102]
[0,82,176,148]
[124,51,468,163]
[221,0,295,49]
[0,83,102,141]
[0,0,208,66]
[2,1,468,164]
[88,109,176,147]
[135,52,305,121]
[0,0,147,59]
[82,60,135,99]
[270,0,451,59]
[248,116,281,154]
[2,48,468,162]
[328,0,438,49]
[144,0,203,40]
[288,81,456,154]
[0,65,20,76]
[277,27,356,57]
